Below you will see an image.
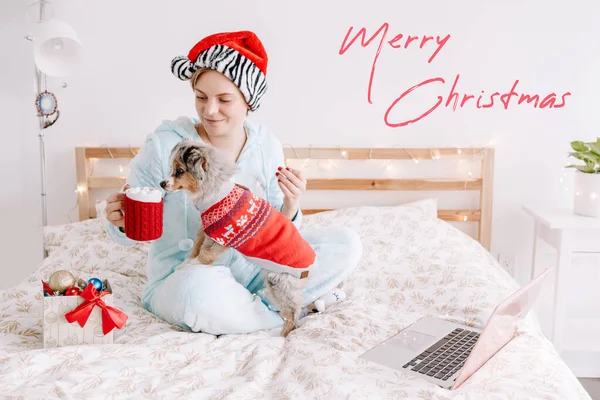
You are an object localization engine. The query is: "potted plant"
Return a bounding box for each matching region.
[566,138,600,217]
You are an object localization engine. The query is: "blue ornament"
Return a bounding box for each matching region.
[88,278,103,291]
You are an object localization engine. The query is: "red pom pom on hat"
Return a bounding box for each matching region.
[171,31,268,111]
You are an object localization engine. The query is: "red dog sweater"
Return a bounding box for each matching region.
[199,182,316,278]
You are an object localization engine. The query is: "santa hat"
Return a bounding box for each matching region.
[171,31,268,111]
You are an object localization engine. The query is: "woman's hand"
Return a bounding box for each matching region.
[276,167,306,220]
[105,184,130,228]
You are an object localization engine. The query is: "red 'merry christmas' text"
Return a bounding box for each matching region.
[338,23,572,128]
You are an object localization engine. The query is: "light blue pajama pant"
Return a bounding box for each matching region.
[145,226,362,335]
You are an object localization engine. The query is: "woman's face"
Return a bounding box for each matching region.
[193,70,249,137]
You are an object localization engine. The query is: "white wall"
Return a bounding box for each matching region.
[1,0,599,294]
[1,0,45,289]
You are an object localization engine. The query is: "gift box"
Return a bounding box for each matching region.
[42,279,128,348]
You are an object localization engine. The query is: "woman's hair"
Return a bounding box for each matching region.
[190,68,210,89]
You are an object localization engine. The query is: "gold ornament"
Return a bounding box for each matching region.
[48,270,75,293]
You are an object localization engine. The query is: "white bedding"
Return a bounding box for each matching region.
[0,200,591,399]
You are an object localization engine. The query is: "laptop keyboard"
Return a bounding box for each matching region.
[402,328,480,381]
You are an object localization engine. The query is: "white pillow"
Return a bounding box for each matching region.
[301,198,439,230]
[43,218,106,253]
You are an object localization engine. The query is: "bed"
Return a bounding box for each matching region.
[0,146,590,399]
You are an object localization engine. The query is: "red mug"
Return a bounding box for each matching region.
[123,187,164,241]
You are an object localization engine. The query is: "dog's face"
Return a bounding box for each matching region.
[160,141,208,194]
[160,140,237,201]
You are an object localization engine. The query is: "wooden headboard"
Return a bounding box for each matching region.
[75,146,494,250]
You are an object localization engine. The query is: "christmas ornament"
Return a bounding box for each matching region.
[88,277,102,292]
[48,270,75,293]
[64,287,81,296]
[76,278,87,290]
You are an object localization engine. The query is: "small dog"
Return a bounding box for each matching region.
[160,140,316,337]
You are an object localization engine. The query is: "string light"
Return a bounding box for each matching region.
[462,158,471,222]
[304,145,312,168]
[69,145,135,222]
[89,158,96,176]
[318,159,335,171]
[103,145,115,160]
[339,145,348,160]
[283,143,307,169]
[385,145,407,176]
[461,146,488,223]
[101,144,124,174]
[301,144,489,224]
[96,143,493,226]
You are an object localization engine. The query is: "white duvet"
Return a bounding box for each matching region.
[0,199,591,399]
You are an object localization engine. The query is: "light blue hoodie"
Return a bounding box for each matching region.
[105,116,362,334]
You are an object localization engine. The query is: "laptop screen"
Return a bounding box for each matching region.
[452,267,552,389]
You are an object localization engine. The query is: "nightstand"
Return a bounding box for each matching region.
[523,204,600,353]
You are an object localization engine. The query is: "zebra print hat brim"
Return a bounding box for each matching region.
[171,31,268,112]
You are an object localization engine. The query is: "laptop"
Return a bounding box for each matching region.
[359,267,553,390]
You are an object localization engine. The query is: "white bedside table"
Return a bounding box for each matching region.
[523,204,600,353]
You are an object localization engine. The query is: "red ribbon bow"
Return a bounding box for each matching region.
[64,282,128,335]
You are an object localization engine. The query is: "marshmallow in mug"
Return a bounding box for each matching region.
[125,187,162,203]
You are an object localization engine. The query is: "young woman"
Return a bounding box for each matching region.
[104,31,362,335]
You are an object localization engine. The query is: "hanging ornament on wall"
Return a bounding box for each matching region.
[36,90,57,116]
[35,90,60,128]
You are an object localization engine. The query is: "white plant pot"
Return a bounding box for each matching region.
[574,170,600,217]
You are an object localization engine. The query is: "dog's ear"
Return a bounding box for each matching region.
[182,144,210,173]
